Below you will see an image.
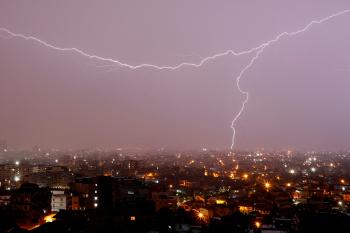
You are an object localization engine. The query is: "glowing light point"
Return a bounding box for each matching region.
[255,221,261,228]
[14,176,20,182]
[44,214,56,223]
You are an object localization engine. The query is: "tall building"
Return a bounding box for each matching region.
[10,183,51,228]
[70,176,151,211]
[27,166,74,189]
[120,160,139,177]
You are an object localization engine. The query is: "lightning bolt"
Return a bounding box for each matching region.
[229,8,350,149]
[0,9,349,150]
[0,26,258,70]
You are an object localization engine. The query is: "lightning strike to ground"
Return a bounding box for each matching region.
[0,9,349,150]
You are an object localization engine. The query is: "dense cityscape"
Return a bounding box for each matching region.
[1,2,350,233]
[1,140,350,232]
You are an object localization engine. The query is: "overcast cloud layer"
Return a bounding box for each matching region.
[0,1,349,151]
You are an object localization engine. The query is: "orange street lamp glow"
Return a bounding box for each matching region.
[44,214,56,223]
[255,221,261,228]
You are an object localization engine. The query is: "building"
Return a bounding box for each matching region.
[342,191,350,202]
[151,192,178,211]
[0,189,11,206]
[120,160,139,176]
[51,190,67,212]
[70,176,151,211]
[70,177,96,210]
[10,183,51,228]
[0,163,21,189]
[27,166,74,189]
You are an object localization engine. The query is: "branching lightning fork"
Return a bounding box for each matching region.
[0,9,349,150]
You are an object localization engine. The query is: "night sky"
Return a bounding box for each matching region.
[0,1,349,151]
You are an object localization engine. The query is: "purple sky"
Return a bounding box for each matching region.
[0,1,350,151]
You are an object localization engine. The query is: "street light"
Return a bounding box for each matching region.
[255,221,261,228]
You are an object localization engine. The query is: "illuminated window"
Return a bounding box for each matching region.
[216,200,226,205]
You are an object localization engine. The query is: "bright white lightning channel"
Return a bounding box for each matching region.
[0,9,349,150]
